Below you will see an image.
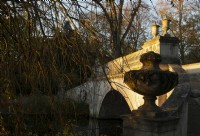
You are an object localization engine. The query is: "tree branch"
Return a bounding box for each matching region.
[121,0,141,42]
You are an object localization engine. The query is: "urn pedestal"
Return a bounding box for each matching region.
[123,51,179,136]
[124,51,178,117]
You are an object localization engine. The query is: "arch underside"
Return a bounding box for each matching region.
[98,90,131,119]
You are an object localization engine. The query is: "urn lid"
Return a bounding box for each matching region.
[140,51,162,70]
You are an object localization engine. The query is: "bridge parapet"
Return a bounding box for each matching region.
[182,62,200,74]
[106,36,179,78]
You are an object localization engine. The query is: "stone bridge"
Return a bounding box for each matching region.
[61,35,200,135]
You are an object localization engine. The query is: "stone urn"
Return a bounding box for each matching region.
[124,51,178,116]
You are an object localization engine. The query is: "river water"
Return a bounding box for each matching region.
[74,118,123,136]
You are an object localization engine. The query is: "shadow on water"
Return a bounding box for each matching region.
[74,118,123,136]
[1,111,124,135]
[73,90,131,136]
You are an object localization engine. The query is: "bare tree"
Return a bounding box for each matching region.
[92,0,142,58]
[156,0,200,64]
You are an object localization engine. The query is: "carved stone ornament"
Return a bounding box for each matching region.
[124,51,178,115]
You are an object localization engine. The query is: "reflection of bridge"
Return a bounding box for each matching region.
[62,35,200,135]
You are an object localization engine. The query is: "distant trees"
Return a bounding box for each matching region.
[91,0,142,58]
[156,0,200,64]
[63,0,144,58]
[184,0,200,63]
[77,0,153,58]
[122,3,151,54]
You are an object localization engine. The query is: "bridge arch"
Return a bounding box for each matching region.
[98,90,131,119]
[90,78,143,118]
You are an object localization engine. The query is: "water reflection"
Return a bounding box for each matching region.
[74,118,123,136]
